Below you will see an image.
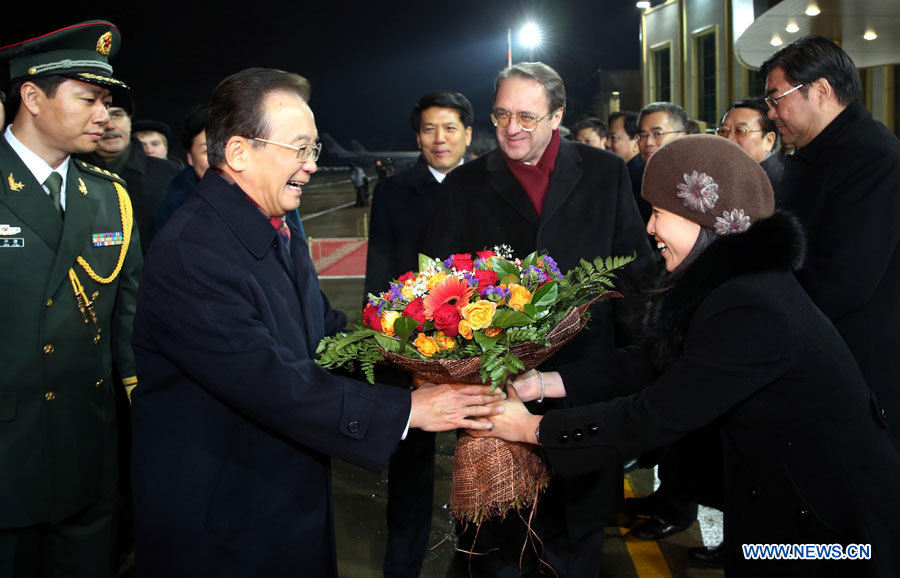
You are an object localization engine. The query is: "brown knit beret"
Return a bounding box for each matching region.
[641,134,774,235]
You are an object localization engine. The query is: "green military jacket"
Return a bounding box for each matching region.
[0,137,142,528]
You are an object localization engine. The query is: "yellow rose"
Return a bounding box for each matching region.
[458,319,474,340]
[462,300,497,330]
[414,333,439,357]
[434,332,457,351]
[507,283,533,312]
[400,285,415,300]
[381,310,401,337]
[426,271,447,290]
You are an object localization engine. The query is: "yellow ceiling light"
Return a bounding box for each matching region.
[863,30,878,40]
[786,22,800,33]
[771,34,784,46]
[805,4,821,16]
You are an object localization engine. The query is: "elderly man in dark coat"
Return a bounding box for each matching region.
[763,36,900,451]
[424,62,655,578]
[130,68,501,578]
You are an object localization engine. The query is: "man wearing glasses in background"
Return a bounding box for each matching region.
[424,61,654,578]
[635,101,688,163]
[761,35,900,453]
[130,68,504,577]
[717,97,783,188]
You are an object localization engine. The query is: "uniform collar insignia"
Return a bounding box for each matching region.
[78,178,88,195]
[7,173,25,192]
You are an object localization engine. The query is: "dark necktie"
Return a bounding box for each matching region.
[44,172,63,217]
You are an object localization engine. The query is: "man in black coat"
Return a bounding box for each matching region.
[763,35,900,451]
[364,90,473,578]
[424,62,655,578]
[130,68,502,578]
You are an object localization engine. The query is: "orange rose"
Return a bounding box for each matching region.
[462,300,497,330]
[484,327,502,337]
[381,310,401,337]
[507,283,533,312]
[434,332,457,351]
[458,319,474,340]
[414,333,439,357]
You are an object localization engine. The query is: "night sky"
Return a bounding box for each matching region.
[3,1,642,162]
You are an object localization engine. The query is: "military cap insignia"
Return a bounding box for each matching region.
[7,173,25,192]
[97,32,113,55]
[78,178,88,195]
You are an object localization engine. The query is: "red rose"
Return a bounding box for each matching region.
[401,297,426,332]
[362,304,381,330]
[451,254,475,271]
[397,271,416,284]
[433,303,461,337]
[474,269,498,289]
[476,250,496,260]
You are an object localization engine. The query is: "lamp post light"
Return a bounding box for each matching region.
[520,22,541,61]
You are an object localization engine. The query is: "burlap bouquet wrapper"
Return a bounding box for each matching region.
[379,293,617,523]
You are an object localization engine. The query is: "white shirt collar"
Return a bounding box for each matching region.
[426,157,464,184]
[4,125,70,207]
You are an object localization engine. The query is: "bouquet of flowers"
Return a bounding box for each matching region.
[316,245,634,523]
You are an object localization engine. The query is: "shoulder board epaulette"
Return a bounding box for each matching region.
[76,161,127,186]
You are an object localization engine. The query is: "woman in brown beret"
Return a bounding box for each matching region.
[475,134,900,577]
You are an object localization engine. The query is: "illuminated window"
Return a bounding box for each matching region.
[695,32,717,125]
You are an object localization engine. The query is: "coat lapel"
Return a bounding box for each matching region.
[485,151,539,226]
[0,141,63,251]
[540,140,582,226]
[46,162,100,299]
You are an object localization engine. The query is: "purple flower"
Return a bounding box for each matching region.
[443,256,454,268]
[714,208,751,235]
[389,283,403,301]
[676,171,719,213]
[481,285,511,302]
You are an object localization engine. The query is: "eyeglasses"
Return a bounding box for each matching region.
[635,130,682,142]
[251,137,322,162]
[764,84,804,109]
[716,127,765,138]
[490,109,557,132]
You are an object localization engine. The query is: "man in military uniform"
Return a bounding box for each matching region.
[0,21,141,577]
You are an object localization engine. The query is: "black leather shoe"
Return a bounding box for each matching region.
[623,458,639,473]
[630,516,692,540]
[688,544,725,567]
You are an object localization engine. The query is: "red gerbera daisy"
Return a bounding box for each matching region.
[423,276,474,319]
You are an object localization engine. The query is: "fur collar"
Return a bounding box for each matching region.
[643,211,806,372]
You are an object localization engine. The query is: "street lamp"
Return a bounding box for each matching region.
[520,23,541,60]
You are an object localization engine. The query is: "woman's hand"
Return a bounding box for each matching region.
[467,386,542,444]
[510,369,566,403]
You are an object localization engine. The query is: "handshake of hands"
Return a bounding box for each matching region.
[409,369,565,445]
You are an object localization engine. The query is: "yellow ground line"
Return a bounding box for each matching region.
[621,473,673,578]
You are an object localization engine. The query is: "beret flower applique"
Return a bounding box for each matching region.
[715,208,752,235]
[676,171,720,213]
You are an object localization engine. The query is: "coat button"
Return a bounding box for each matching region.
[799,507,809,517]
[95,379,104,388]
[881,408,888,420]
[93,335,101,344]
[786,440,792,447]
[573,429,583,441]
[348,421,360,433]
[749,487,758,499]
[43,344,54,354]
[588,423,599,435]
[45,391,56,401]
[558,430,569,443]
[45,298,53,307]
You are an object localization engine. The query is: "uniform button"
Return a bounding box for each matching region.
[43,344,55,354]
[799,507,809,517]
[558,431,569,443]
[348,421,360,433]
[45,298,53,307]
[573,429,583,441]
[45,391,56,401]
[95,379,104,388]
[588,423,599,435]
[91,291,99,300]
[93,335,101,344]
[749,487,758,499]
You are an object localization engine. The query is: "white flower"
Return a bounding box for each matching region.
[715,208,751,235]
[676,171,719,213]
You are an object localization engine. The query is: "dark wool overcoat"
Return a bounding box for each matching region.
[542,213,900,577]
[131,171,411,578]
